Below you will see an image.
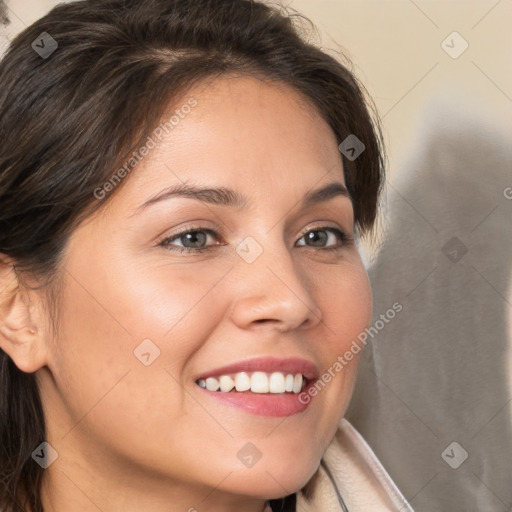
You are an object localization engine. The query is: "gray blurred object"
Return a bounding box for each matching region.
[347,97,512,512]
[0,2,9,26]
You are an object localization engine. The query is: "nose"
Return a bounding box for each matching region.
[228,239,323,332]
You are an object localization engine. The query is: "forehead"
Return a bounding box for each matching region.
[107,74,346,211]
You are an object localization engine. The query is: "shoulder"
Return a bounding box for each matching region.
[296,419,414,512]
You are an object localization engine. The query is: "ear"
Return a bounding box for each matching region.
[0,257,49,373]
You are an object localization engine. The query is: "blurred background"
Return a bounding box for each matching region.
[2,1,511,511]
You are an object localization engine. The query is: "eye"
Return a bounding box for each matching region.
[159,227,220,253]
[296,227,350,251]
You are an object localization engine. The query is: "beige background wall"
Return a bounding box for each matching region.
[290,0,511,179]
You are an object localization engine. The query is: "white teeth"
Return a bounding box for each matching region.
[292,374,303,394]
[269,372,286,393]
[205,377,220,391]
[197,371,307,394]
[285,374,294,392]
[219,375,235,392]
[235,372,251,392]
[251,371,269,393]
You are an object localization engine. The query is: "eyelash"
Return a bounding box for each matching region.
[158,225,352,254]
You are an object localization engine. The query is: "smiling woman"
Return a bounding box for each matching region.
[0,1,411,511]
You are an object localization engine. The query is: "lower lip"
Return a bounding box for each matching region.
[196,381,316,417]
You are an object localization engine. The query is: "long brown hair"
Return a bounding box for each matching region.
[0,1,385,510]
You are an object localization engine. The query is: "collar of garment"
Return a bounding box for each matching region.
[265,419,414,512]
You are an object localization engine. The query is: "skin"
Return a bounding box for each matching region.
[0,75,372,512]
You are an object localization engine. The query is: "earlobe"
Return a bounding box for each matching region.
[0,259,48,373]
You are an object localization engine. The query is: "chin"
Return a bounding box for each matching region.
[213,451,320,500]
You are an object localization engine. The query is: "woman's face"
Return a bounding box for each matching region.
[38,75,372,507]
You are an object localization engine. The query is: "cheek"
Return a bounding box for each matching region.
[48,273,136,432]
[114,262,233,374]
[312,258,373,347]
[48,264,231,475]
[50,257,230,416]
[61,256,225,354]
[305,259,372,429]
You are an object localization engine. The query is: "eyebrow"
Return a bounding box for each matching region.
[134,180,352,214]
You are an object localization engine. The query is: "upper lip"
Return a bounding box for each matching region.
[194,356,319,381]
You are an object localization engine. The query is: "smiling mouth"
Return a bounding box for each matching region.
[196,371,308,394]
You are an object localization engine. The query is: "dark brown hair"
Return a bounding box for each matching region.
[0,1,385,510]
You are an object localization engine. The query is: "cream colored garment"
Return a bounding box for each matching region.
[295,419,413,512]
